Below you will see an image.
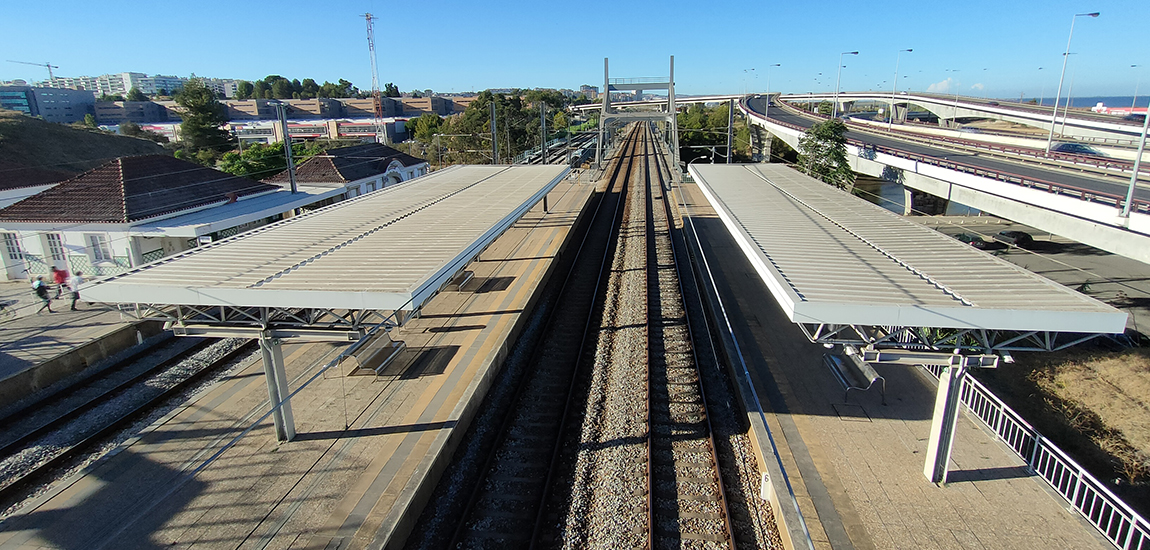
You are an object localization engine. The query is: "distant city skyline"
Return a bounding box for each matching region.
[1,0,1147,101]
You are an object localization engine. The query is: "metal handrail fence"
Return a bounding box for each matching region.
[920,364,1150,550]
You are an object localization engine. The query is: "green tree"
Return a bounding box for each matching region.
[409,90,422,98]
[126,87,148,102]
[409,113,443,142]
[174,78,233,162]
[98,93,125,102]
[253,80,270,99]
[552,111,568,132]
[235,80,255,100]
[300,78,319,99]
[271,79,293,99]
[797,119,855,191]
[817,101,833,116]
[383,82,400,97]
[217,141,326,178]
[83,113,97,128]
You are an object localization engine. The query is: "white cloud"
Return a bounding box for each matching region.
[971,83,985,91]
[927,78,954,93]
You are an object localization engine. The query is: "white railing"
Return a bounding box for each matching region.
[922,364,1150,549]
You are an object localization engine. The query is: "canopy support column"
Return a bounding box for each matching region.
[924,364,965,483]
[260,332,296,442]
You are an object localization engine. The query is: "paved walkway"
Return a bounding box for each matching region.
[0,280,134,382]
[678,181,1113,550]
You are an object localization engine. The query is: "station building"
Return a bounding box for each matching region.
[0,155,347,280]
[263,143,429,198]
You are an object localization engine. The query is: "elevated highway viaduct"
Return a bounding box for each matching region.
[740,96,1150,265]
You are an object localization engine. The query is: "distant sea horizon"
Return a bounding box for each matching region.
[1004,95,1145,109]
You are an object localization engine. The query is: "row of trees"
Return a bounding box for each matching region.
[405,89,586,164]
[234,76,355,100]
[232,76,406,100]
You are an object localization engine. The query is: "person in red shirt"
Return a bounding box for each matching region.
[50,266,70,299]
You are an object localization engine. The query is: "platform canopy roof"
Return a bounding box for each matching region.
[688,164,1128,342]
[85,165,568,317]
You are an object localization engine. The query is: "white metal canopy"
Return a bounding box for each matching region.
[84,165,569,313]
[689,164,1127,335]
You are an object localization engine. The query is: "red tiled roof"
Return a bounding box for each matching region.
[0,161,73,191]
[265,143,425,184]
[0,155,280,223]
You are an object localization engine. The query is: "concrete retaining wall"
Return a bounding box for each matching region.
[0,320,166,406]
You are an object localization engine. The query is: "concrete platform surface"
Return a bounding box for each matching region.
[0,177,595,550]
[0,280,145,391]
[677,179,1113,550]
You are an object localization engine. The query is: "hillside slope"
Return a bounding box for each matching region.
[0,109,166,188]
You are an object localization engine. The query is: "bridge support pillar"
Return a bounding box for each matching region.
[894,104,908,123]
[924,364,966,484]
[901,186,949,216]
[260,333,296,442]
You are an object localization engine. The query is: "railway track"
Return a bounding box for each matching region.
[443,122,637,550]
[0,338,256,505]
[436,124,745,549]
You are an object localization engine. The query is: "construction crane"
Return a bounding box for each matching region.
[363,13,386,144]
[6,60,58,81]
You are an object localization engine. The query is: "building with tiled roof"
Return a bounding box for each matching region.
[0,161,74,210]
[264,143,428,198]
[0,155,346,280]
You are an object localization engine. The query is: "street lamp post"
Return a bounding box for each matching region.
[1132,65,1141,111]
[1122,98,1150,218]
[945,69,961,127]
[1037,67,1045,107]
[833,51,859,118]
[742,68,755,98]
[1045,12,1100,154]
[889,49,912,130]
[764,63,780,119]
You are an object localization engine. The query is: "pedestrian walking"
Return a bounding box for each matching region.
[68,271,84,311]
[32,276,53,314]
[51,266,70,298]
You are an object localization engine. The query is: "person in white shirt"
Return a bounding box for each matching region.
[67,271,85,311]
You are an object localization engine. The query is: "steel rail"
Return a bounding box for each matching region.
[0,340,256,504]
[643,125,737,548]
[0,338,215,460]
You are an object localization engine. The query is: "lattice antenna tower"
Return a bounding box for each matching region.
[364,13,386,144]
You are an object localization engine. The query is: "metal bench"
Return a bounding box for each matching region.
[342,331,407,375]
[823,349,886,405]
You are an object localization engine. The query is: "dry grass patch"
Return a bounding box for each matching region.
[974,346,1150,512]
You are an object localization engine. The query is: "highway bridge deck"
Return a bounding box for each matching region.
[0,176,596,549]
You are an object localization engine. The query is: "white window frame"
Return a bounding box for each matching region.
[44,233,65,262]
[86,233,114,263]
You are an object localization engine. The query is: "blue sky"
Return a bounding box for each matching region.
[1,0,1147,101]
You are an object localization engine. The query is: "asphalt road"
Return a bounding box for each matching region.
[766,110,1150,204]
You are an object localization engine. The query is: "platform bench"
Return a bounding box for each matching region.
[823,352,886,405]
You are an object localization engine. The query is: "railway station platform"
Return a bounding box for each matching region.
[0,282,164,409]
[673,176,1114,550]
[0,174,596,549]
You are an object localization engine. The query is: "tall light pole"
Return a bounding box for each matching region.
[1046,11,1100,154]
[1121,98,1149,218]
[1037,67,1045,107]
[889,49,912,129]
[764,63,780,119]
[743,68,755,98]
[833,51,859,118]
[1132,65,1141,111]
[946,69,961,127]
